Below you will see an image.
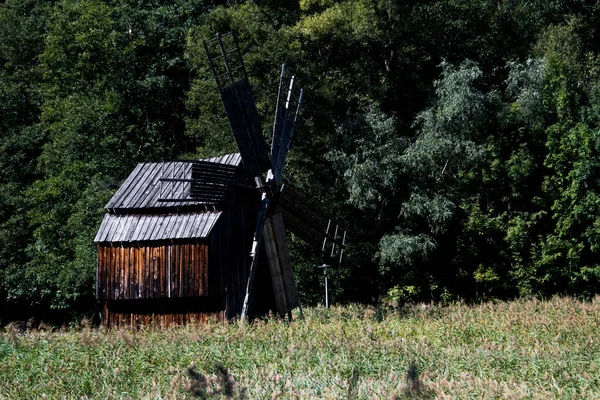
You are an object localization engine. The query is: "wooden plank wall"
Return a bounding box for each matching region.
[102,297,225,329]
[209,204,252,320]
[97,200,279,325]
[97,242,211,300]
[207,203,278,320]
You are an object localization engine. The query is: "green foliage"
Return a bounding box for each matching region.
[328,110,406,213]
[4,0,600,319]
[0,0,52,314]
[3,0,209,313]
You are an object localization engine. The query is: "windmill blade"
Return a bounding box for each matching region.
[204,32,270,181]
[271,64,303,183]
[274,185,329,245]
[221,79,270,180]
[275,185,346,264]
[262,213,300,318]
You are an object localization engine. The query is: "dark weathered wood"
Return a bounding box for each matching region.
[116,245,122,299]
[142,246,148,298]
[271,70,302,184]
[184,243,190,297]
[162,245,168,298]
[113,245,118,299]
[133,163,165,209]
[131,246,137,300]
[271,214,299,310]
[190,244,196,296]
[152,247,160,298]
[191,160,242,182]
[103,297,227,329]
[191,244,196,296]
[193,244,198,296]
[179,244,185,297]
[178,243,183,297]
[97,247,102,298]
[105,163,145,210]
[221,79,269,180]
[107,246,112,299]
[96,212,223,243]
[123,247,129,300]
[263,216,289,317]
[158,246,163,298]
[192,244,197,296]
[115,245,120,299]
[128,246,134,299]
[107,246,111,298]
[98,247,103,299]
[103,154,243,212]
[203,245,209,296]
[120,163,158,209]
[135,245,140,299]
[156,245,161,299]
[263,214,299,317]
[97,157,285,327]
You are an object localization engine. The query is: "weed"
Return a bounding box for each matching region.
[346,366,359,398]
[0,297,598,399]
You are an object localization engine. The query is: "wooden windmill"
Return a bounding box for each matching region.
[202,32,346,320]
[94,32,345,327]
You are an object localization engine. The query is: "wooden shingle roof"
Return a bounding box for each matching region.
[105,153,242,211]
[94,212,221,242]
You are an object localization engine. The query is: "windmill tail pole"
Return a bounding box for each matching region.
[241,194,270,322]
[240,244,261,323]
[324,270,329,308]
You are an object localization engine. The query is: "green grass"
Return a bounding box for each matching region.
[1,297,599,399]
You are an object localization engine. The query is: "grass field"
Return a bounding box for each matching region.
[1,297,599,399]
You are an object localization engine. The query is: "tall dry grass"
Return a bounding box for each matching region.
[0,297,598,399]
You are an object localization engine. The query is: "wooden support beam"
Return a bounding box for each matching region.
[263,216,289,317]
[263,213,299,318]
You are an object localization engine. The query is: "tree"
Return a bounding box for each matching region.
[15,0,210,313]
[0,0,51,319]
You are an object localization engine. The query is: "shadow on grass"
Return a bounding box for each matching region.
[401,362,435,400]
[187,363,247,399]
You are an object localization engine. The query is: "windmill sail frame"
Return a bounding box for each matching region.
[204,32,345,321]
[204,32,270,181]
[271,64,303,184]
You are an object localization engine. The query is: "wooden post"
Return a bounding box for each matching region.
[240,194,269,322]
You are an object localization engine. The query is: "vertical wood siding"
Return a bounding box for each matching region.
[96,198,280,327]
[97,242,211,300]
[102,297,225,329]
[209,204,255,320]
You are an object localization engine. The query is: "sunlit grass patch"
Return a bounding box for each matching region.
[0,297,599,399]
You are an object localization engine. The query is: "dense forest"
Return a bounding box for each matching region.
[2,0,600,322]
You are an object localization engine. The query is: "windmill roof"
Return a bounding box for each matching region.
[94,211,221,243]
[105,153,242,211]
